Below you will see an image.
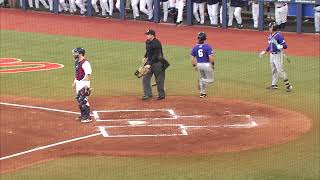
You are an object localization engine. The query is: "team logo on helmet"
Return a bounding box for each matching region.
[72,47,85,56]
[198,32,207,41]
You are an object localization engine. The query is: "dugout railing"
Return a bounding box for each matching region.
[14,0,320,33]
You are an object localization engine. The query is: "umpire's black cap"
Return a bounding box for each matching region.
[145,29,156,36]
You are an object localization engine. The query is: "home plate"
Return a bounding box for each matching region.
[128,121,147,126]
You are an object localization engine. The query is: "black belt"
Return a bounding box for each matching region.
[276,4,287,8]
[271,52,280,54]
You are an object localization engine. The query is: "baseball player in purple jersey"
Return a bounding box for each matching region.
[190,32,215,98]
[72,47,93,123]
[259,22,292,92]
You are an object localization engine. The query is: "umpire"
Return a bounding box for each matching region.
[142,29,166,100]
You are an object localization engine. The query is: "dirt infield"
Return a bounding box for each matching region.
[0,96,311,173]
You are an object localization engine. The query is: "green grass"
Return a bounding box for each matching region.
[0,30,319,180]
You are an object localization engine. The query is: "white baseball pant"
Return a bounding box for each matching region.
[207,2,219,25]
[28,0,33,7]
[92,0,100,13]
[314,6,320,32]
[35,0,49,9]
[162,1,169,22]
[275,3,288,25]
[175,0,184,23]
[131,0,140,18]
[252,2,259,28]
[228,6,242,26]
[193,2,205,24]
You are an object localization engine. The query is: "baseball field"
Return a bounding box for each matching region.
[0,8,319,180]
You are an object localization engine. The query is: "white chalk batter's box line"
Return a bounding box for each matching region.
[97,124,188,137]
[93,109,179,122]
[96,119,258,138]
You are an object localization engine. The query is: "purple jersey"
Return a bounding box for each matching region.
[191,43,214,63]
[266,32,287,53]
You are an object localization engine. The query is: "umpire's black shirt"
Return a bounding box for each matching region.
[144,38,163,65]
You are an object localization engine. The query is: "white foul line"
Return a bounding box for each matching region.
[0,133,102,161]
[0,102,80,115]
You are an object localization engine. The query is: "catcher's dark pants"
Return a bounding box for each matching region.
[76,94,91,120]
[143,61,165,98]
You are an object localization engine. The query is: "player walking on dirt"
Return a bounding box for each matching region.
[72,47,93,123]
[190,32,215,98]
[259,22,292,92]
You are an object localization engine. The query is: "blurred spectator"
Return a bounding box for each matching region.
[176,0,185,25]
[193,0,205,24]
[131,0,140,20]
[315,3,320,33]
[28,0,33,8]
[207,0,220,26]
[274,2,288,30]
[34,0,49,10]
[251,0,259,29]
[220,0,231,26]
[160,0,169,22]
[229,0,247,28]
[92,0,100,14]
[140,0,153,20]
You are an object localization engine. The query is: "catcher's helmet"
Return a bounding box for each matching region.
[197,32,207,41]
[268,22,278,31]
[72,47,85,56]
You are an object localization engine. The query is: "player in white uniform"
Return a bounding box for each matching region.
[92,0,100,14]
[207,0,220,26]
[176,0,185,24]
[251,0,259,29]
[274,2,288,30]
[193,0,205,24]
[131,0,140,20]
[35,0,49,10]
[314,3,320,33]
[228,0,246,28]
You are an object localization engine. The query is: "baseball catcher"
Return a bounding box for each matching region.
[72,47,93,123]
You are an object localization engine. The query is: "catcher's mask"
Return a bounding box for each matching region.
[197,32,207,42]
[72,47,85,59]
[268,22,278,32]
[79,86,91,96]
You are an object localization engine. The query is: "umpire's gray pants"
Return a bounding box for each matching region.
[143,61,165,97]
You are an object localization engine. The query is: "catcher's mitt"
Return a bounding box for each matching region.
[134,65,151,78]
[79,86,91,96]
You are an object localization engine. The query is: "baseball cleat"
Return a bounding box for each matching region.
[80,118,92,123]
[157,96,165,100]
[286,85,293,92]
[266,85,278,89]
[200,93,207,98]
[141,95,152,100]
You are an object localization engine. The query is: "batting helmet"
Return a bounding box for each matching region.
[197,32,207,41]
[72,47,85,56]
[268,22,278,31]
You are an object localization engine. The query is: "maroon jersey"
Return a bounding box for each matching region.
[75,59,86,81]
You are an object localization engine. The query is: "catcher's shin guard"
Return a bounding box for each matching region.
[80,104,91,120]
